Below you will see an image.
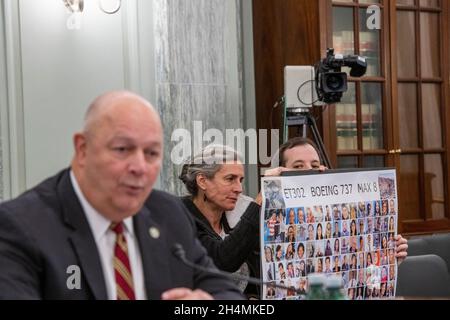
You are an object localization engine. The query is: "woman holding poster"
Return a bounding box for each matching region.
[179,144,261,298]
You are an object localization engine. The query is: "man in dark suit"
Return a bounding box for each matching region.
[0,91,242,300]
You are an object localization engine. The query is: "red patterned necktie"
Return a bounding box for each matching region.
[110,222,136,300]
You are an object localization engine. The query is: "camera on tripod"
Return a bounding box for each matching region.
[284,48,367,111]
[316,48,367,104]
[282,49,367,168]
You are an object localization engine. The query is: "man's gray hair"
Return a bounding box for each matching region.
[179,144,242,196]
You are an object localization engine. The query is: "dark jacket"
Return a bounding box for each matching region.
[0,169,243,300]
[181,197,261,298]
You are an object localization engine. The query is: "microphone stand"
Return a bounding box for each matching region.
[172,243,306,297]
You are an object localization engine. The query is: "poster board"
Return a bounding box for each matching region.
[261,168,398,300]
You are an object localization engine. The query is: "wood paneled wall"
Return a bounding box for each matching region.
[252,0,330,162]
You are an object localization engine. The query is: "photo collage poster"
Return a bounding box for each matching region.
[260,169,398,300]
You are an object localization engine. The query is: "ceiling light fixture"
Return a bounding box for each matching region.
[63,0,84,13]
[99,0,122,14]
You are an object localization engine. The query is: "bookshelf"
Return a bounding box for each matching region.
[329,0,450,233]
[252,0,450,234]
[331,1,385,158]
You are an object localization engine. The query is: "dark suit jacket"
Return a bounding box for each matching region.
[181,197,261,298]
[0,169,243,300]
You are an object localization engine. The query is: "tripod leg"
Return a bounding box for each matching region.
[296,124,307,139]
[308,115,332,169]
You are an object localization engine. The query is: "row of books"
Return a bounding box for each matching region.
[336,104,382,150]
[333,31,380,76]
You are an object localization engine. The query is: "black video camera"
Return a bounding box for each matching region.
[315,48,367,104]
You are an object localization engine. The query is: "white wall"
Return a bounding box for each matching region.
[20,0,127,189]
[0,0,257,199]
[241,0,258,198]
[0,1,8,200]
[0,0,27,199]
[0,0,154,195]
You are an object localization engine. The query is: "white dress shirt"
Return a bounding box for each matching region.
[70,171,147,300]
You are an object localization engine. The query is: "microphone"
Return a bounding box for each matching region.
[172,243,306,297]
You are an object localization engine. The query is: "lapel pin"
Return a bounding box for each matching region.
[149,227,160,239]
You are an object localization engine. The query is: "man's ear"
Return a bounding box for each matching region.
[73,132,87,166]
